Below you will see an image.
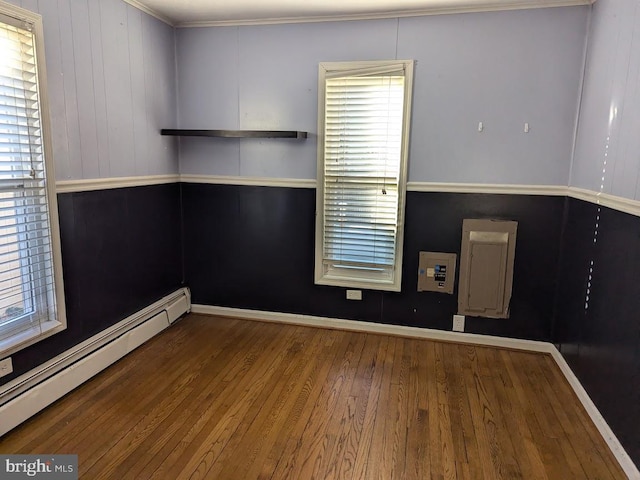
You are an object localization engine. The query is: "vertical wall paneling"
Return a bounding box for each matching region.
[571,0,640,201]
[557,199,640,465]
[37,0,71,179]
[606,3,639,199]
[176,27,240,129]
[0,0,181,404]
[176,19,400,178]
[176,26,241,177]
[0,185,184,387]
[236,20,397,179]
[3,0,178,180]
[2,0,638,467]
[555,201,590,359]
[562,0,640,463]
[127,6,148,176]
[100,0,135,178]
[70,0,100,179]
[57,0,83,179]
[175,8,588,185]
[620,7,640,201]
[397,8,588,185]
[182,183,564,342]
[87,0,111,178]
[141,11,177,176]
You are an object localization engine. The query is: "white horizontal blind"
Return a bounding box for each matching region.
[0,13,56,345]
[321,71,405,278]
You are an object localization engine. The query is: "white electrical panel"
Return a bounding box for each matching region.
[458,219,517,319]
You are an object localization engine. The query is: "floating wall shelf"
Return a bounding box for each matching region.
[161,129,307,139]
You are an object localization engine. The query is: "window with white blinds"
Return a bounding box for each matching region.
[315,61,414,291]
[0,3,66,355]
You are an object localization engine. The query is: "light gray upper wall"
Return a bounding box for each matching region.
[399,9,587,185]
[571,0,640,200]
[176,7,588,184]
[5,0,177,180]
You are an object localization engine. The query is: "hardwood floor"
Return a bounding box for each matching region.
[0,314,626,479]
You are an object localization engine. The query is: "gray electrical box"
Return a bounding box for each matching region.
[417,252,457,294]
[458,219,517,318]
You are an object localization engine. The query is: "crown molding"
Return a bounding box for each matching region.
[121,0,175,26]
[121,0,594,29]
[176,0,593,28]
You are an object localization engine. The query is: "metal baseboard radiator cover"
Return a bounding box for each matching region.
[0,287,191,436]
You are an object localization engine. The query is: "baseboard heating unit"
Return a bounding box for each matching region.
[0,287,191,436]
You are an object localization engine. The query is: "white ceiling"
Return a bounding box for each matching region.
[129,0,593,27]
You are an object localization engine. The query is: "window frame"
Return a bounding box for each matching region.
[314,60,414,292]
[0,1,67,357]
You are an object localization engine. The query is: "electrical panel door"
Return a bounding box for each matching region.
[458,220,517,318]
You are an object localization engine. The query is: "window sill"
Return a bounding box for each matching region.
[0,320,65,358]
[315,274,401,292]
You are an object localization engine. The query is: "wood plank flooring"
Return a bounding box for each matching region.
[0,314,626,479]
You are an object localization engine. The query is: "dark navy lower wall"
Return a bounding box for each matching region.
[0,183,183,387]
[182,183,565,341]
[4,180,637,467]
[556,197,640,466]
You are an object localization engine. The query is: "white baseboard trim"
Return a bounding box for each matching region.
[191,304,554,352]
[191,303,639,479]
[549,348,640,479]
[0,287,191,436]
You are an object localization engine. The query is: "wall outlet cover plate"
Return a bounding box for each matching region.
[453,315,465,332]
[346,290,362,300]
